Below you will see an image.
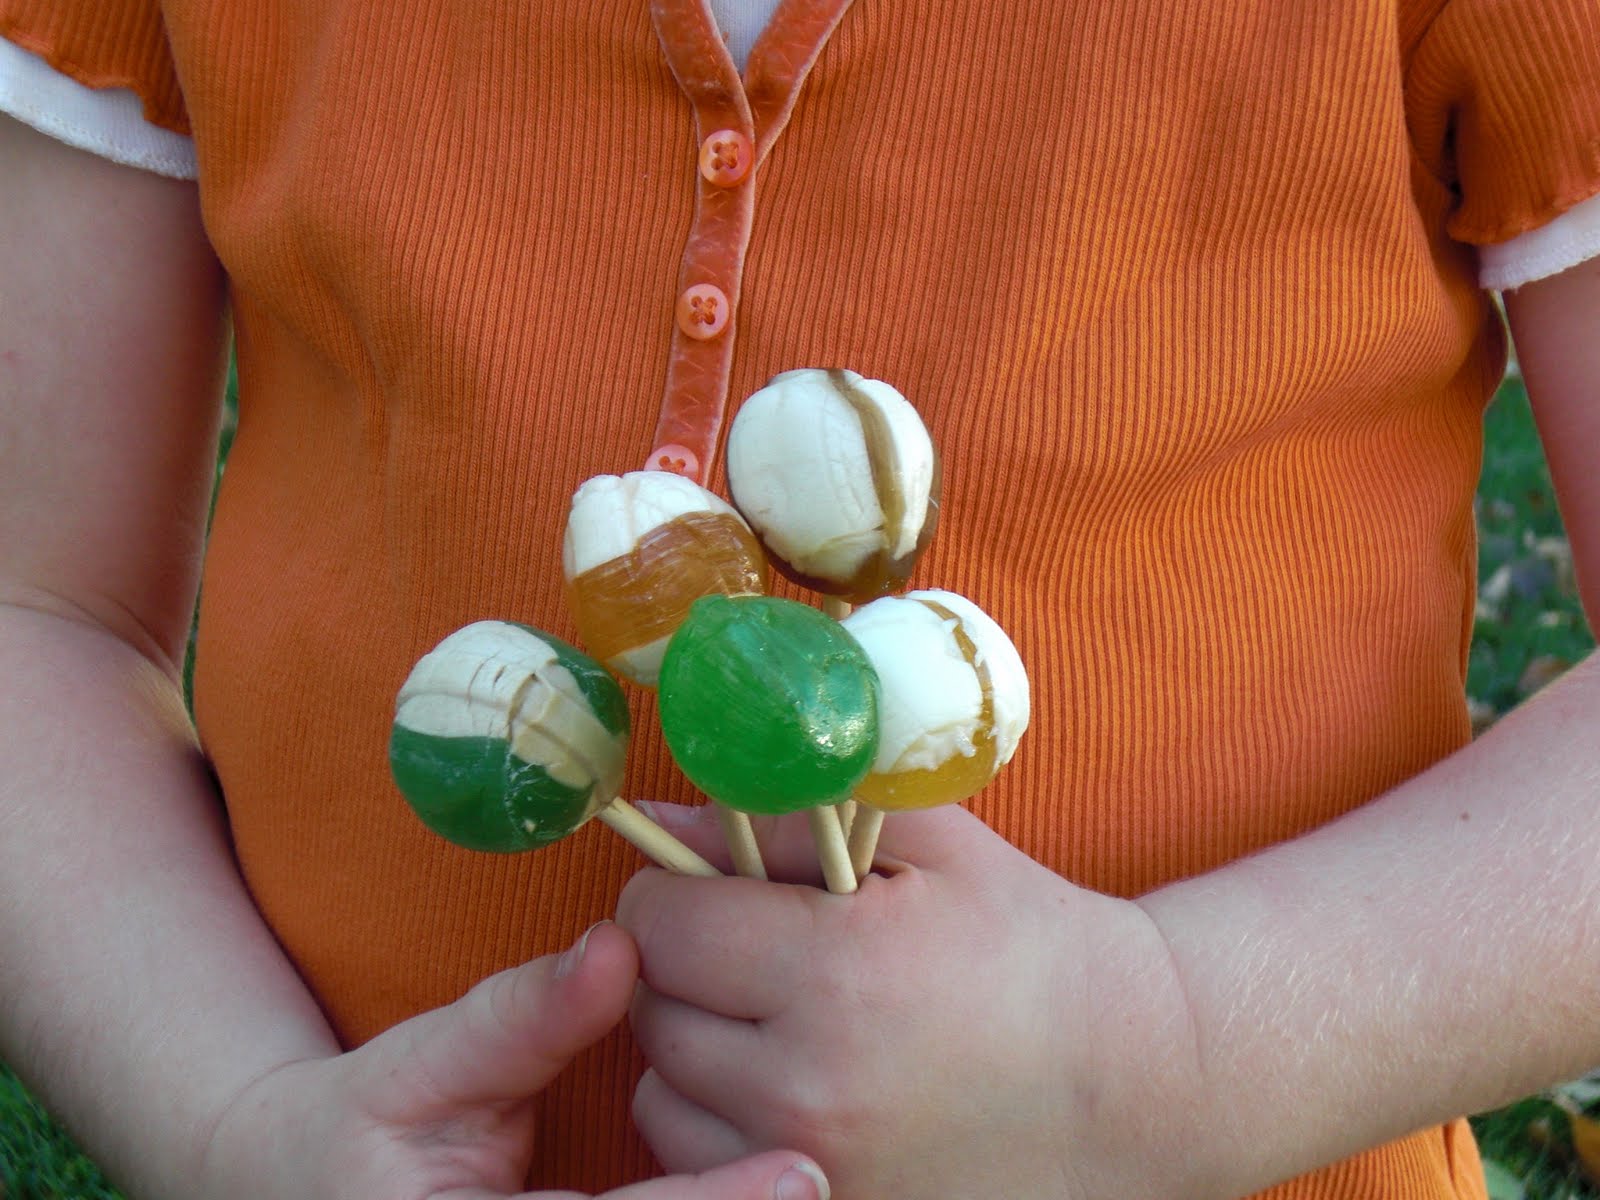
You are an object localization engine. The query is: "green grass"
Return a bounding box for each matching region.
[1,374,1594,1198]
[1475,1091,1600,1200]
[0,1066,120,1200]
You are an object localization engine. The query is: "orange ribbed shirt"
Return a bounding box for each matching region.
[7,0,1600,1194]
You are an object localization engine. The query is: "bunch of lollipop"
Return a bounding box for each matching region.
[389,368,1030,893]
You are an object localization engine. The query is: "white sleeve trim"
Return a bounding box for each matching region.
[0,36,195,180]
[1479,189,1600,291]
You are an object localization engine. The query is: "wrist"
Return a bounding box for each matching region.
[191,1054,335,1200]
[1133,864,1349,1200]
[1064,892,1228,1200]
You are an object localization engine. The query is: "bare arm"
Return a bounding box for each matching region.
[1133,262,1600,1194]
[0,111,341,1196]
[1507,257,1600,619]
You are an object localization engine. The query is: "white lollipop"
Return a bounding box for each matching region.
[841,590,1029,811]
[726,369,939,602]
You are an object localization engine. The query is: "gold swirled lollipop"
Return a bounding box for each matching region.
[840,590,1030,874]
[562,470,768,687]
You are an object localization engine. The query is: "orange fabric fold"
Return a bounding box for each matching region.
[0,0,186,132]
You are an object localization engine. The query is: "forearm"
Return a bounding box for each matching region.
[0,607,340,1200]
[1137,651,1600,1196]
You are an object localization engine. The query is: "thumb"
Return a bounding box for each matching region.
[357,921,639,1112]
[548,1152,828,1200]
[452,1154,829,1200]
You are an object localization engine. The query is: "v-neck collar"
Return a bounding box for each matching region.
[644,0,857,484]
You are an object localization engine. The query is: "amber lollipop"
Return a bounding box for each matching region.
[562,470,771,877]
[562,471,767,686]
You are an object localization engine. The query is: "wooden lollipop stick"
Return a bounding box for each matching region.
[816,594,862,888]
[600,800,722,877]
[809,804,858,894]
[847,806,885,880]
[717,805,768,879]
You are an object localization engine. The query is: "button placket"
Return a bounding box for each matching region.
[645,0,856,485]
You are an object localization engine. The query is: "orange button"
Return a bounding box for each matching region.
[645,442,701,479]
[699,130,753,187]
[676,284,730,340]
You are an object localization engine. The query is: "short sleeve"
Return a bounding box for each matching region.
[0,0,188,135]
[1478,188,1600,289]
[1407,0,1600,247]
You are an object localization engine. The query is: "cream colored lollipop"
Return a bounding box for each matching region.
[726,369,939,602]
[839,589,1029,872]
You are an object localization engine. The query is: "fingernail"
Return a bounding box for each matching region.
[634,799,707,829]
[554,920,608,978]
[776,1160,829,1200]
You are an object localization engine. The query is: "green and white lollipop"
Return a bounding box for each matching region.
[391,620,717,874]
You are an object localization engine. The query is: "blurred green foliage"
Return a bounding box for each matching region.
[1467,375,1593,717]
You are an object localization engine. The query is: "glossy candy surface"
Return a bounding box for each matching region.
[726,369,940,602]
[390,621,631,852]
[841,590,1029,811]
[564,472,768,687]
[658,594,880,814]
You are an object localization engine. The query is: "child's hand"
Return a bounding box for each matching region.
[196,920,828,1200]
[618,806,1202,1200]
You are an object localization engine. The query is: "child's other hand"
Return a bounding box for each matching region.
[618,806,1202,1200]
[196,920,828,1200]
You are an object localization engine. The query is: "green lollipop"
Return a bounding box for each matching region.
[391,620,717,873]
[658,595,881,814]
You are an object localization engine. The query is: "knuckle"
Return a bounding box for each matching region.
[616,872,663,946]
[478,965,526,1036]
[766,1074,857,1152]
